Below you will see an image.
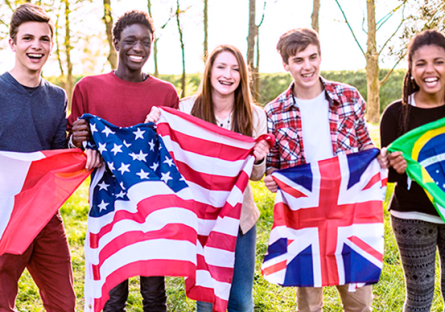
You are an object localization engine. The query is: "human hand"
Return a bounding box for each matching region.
[253,139,270,164]
[377,147,389,169]
[145,106,161,123]
[388,151,407,174]
[264,174,278,193]
[72,119,90,148]
[85,148,103,171]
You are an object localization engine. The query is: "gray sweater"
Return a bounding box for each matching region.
[0,72,67,152]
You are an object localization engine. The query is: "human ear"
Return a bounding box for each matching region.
[113,39,119,52]
[9,38,16,52]
[283,61,290,72]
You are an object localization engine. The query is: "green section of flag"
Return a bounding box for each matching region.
[388,117,445,221]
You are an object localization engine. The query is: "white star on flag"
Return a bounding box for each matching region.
[102,126,115,137]
[115,190,126,198]
[160,171,173,184]
[123,140,132,148]
[136,169,150,179]
[148,139,155,151]
[98,143,107,153]
[98,181,110,191]
[164,156,174,167]
[118,163,130,175]
[133,128,145,140]
[97,200,109,211]
[111,144,123,156]
[90,123,98,133]
[107,162,115,171]
[150,162,159,171]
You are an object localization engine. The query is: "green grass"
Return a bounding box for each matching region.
[14,126,445,311]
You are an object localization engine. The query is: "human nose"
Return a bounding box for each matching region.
[31,39,42,50]
[133,41,143,52]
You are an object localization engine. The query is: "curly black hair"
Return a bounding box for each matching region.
[112,10,154,42]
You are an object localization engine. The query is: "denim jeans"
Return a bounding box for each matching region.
[197,225,256,312]
[102,276,166,312]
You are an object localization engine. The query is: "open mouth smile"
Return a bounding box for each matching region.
[27,53,44,59]
[129,55,144,62]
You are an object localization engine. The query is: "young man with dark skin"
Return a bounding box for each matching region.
[67,11,178,312]
[264,28,386,312]
[0,4,76,312]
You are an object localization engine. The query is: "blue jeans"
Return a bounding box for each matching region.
[197,225,256,312]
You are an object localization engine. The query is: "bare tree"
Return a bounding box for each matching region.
[147,0,159,77]
[335,0,407,123]
[175,0,186,98]
[312,0,320,33]
[103,0,117,69]
[246,0,267,102]
[203,0,208,63]
[64,0,74,108]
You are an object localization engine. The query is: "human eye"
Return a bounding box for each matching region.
[143,40,151,46]
[233,67,240,72]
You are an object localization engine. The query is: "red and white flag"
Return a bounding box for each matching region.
[0,149,90,256]
[82,109,272,312]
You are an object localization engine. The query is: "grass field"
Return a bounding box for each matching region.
[14,125,445,311]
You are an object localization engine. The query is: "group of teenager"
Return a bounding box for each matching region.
[1,2,445,312]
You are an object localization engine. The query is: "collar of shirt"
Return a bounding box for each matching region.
[282,76,341,112]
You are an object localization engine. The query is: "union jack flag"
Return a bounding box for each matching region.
[261,149,386,287]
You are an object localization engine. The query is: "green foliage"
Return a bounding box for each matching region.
[47,69,405,115]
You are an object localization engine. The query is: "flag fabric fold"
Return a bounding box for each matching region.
[0,149,89,256]
[388,117,445,221]
[83,108,271,312]
[261,149,386,288]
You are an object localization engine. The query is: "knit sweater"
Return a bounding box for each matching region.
[0,72,67,152]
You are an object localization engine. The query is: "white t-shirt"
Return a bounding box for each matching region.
[296,91,334,163]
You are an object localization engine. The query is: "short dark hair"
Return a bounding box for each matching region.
[10,3,54,43]
[113,10,155,41]
[277,28,321,64]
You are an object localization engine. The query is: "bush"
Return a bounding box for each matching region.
[48,69,405,115]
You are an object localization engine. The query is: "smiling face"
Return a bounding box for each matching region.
[284,44,322,99]
[412,44,445,98]
[9,21,52,75]
[114,23,152,74]
[210,51,241,99]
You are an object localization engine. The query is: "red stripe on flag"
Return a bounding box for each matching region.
[176,161,238,191]
[204,231,237,252]
[274,178,308,199]
[93,259,196,312]
[92,224,197,280]
[196,255,234,283]
[262,260,287,276]
[157,123,252,161]
[347,236,383,261]
[362,172,381,191]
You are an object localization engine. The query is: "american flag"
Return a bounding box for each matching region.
[83,108,269,312]
[261,149,386,288]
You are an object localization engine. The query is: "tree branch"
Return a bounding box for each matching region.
[376,2,405,31]
[378,6,405,55]
[257,0,267,27]
[380,50,406,86]
[334,0,365,57]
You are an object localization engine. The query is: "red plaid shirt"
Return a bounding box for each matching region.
[265,77,373,170]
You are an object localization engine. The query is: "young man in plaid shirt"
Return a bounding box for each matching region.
[264,28,382,312]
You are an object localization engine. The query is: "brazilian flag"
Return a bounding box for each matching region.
[388,118,445,221]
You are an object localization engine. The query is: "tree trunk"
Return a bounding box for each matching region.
[64,0,73,109]
[103,0,117,69]
[246,0,256,69]
[203,0,208,63]
[176,0,186,98]
[311,0,320,33]
[247,0,259,100]
[147,0,159,77]
[365,0,380,123]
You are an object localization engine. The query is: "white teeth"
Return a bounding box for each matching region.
[219,81,232,85]
[129,55,143,60]
[28,54,43,58]
[302,73,313,78]
[424,77,438,83]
